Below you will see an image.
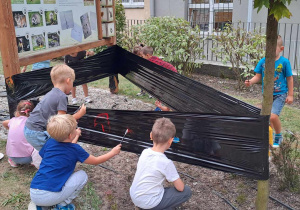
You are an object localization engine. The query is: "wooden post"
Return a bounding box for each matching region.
[112,0,117,45]
[96,0,103,40]
[0,0,20,78]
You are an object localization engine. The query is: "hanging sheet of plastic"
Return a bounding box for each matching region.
[5,45,268,180]
[5,47,117,115]
[67,106,268,180]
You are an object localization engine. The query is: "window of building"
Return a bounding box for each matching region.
[122,0,144,8]
[188,0,233,33]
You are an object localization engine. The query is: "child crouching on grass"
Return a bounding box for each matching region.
[30,114,121,210]
[130,118,192,209]
[2,100,40,168]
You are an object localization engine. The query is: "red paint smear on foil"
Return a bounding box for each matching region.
[94,113,110,133]
[127,129,134,134]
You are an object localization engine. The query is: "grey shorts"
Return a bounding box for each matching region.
[149,186,192,210]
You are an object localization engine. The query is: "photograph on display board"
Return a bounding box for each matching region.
[44,0,56,3]
[13,11,27,28]
[26,0,41,4]
[31,34,46,51]
[48,32,60,48]
[80,13,92,39]
[28,11,43,28]
[90,11,97,31]
[11,0,24,4]
[84,0,94,6]
[45,11,58,26]
[60,10,74,30]
[16,35,30,53]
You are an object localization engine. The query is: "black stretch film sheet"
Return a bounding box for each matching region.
[68,106,269,180]
[6,45,269,180]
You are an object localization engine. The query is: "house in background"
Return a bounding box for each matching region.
[122,0,300,73]
[122,0,188,21]
[122,0,300,28]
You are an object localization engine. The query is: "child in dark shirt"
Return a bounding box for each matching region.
[65,50,94,104]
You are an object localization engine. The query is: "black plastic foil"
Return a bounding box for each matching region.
[6,45,269,180]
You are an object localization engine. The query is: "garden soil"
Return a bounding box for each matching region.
[0,74,299,209]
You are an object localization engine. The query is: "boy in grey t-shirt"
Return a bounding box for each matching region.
[130,118,192,209]
[24,64,86,151]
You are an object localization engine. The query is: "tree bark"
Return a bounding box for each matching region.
[256,0,278,209]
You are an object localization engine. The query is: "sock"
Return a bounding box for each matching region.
[274,133,282,143]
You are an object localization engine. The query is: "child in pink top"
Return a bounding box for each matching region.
[2,100,38,168]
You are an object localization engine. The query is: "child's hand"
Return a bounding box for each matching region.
[76,128,81,136]
[79,104,86,116]
[285,95,293,104]
[111,144,121,156]
[155,100,162,108]
[244,80,251,87]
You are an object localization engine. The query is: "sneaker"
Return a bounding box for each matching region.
[54,203,75,210]
[84,97,92,104]
[136,92,145,96]
[8,158,18,167]
[273,135,283,148]
[28,201,49,210]
[136,90,145,96]
[72,98,78,105]
[36,206,51,210]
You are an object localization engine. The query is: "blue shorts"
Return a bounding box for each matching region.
[271,93,287,116]
[24,126,50,151]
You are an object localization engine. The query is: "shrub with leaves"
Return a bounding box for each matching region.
[120,16,205,75]
[212,23,266,89]
[271,131,300,193]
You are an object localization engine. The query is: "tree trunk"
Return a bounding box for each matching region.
[256,0,278,209]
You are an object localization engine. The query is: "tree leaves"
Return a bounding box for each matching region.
[254,0,270,13]
[270,1,292,20]
[254,0,294,20]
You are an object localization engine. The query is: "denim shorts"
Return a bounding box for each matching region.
[24,126,50,151]
[271,93,287,116]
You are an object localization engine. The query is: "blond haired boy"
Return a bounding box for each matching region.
[245,35,293,147]
[24,64,86,151]
[130,118,192,209]
[30,114,121,209]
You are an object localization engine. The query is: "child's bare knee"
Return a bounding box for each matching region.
[270,114,279,122]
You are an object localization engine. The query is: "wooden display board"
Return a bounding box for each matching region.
[0,0,116,78]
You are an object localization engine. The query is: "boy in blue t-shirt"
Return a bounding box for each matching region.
[245,35,294,147]
[30,114,121,209]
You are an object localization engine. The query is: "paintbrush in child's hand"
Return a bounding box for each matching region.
[74,104,84,114]
[120,129,129,144]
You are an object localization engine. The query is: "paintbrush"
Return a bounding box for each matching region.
[120,129,129,144]
[73,103,85,114]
